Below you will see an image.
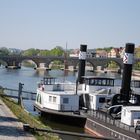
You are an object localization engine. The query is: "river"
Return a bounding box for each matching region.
[0,66,122,139]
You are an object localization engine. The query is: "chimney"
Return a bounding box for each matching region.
[77,44,87,84]
[120,43,135,102]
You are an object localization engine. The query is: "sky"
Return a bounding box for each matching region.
[0,0,140,50]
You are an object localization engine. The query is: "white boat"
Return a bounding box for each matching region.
[34,76,86,126]
[34,44,140,139]
[32,76,132,125]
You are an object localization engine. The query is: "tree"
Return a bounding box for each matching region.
[50,46,64,56]
[22,48,39,56]
[0,47,10,56]
[38,50,49,56]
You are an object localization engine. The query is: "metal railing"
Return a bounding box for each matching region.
[87,110,140,135]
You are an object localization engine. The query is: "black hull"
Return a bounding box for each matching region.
[34,103,140,139]
[34,103,86,127]
[85,110,140,140]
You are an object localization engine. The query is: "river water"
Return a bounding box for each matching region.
[0,66,122,139]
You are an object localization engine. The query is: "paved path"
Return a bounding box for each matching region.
[0,99,36,140]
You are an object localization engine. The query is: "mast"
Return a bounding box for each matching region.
[76,44,87,94]
[64,42,68,70]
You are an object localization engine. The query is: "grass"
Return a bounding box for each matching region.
[0,91,60,140]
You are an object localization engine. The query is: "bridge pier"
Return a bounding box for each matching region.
[34,63,51,71]
[5,61,21,69]
[5,66,21,69]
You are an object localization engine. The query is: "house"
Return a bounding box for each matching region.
[96,50,108,58]
[69,49,96,58]
[69,49,79,57]
[108,48,123,58]
[87,49,96,58]
[119,47,125,58]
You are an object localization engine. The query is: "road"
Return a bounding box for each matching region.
[0,98,36,140]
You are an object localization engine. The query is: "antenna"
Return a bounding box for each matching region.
[63,42,68,82]
[64,42,68,70]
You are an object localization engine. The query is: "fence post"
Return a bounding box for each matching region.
[18,82,24,108]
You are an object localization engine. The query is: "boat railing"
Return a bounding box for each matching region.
[53,82,82,91]
[86,110,140,135]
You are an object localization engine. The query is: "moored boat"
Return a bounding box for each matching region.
[34,43,140,139]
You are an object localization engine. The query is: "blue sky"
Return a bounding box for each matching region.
[0,0,140,50]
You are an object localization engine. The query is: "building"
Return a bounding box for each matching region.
[69,49,79,57]
[96,50,108,58]
[108,48,123,58]
[87,49,96,58]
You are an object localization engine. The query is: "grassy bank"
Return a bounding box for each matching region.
[0,94,60,140]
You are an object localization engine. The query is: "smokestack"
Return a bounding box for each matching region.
[77,44,87,84]
[120,43,135,102]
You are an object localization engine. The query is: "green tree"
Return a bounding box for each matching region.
[50,46,64,56]
[135,47,140,58]
[0,47,10,56]
[38,50,50,56]
[22,48,39,56]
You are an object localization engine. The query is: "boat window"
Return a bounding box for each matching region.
[94,79,98,85]
[53,97,57,103]
[43,77,55,85]
[132,81,140,88]
[99,97,105,103]
[88,78,114,86]
[90,79,95,85]
[106,79,114,86]
[39,95,41,104]
[63,98,69,104]
[36,94,39,102]
[49,96,52,102]
[37,94,41,104]
[102,80,106,85]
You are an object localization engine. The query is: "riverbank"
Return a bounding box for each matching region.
[0,97,35,140]
[0,93,59,140]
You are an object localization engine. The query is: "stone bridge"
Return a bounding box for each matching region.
[0,55,140,70]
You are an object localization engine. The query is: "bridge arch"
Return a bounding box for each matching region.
[0,59,8,67]
[47,59,64,69]
[104,60,122,71]
[19,59,38,68]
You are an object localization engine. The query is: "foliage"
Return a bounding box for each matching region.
[0,47,10,56]
[49,46,64,56]
[103,47,113,52]
[38,50,50,56]
[22,48,40,56]
[21,46,64,57]
[135,47,140,58]
[96,47,113,52]
[107,61,119,68]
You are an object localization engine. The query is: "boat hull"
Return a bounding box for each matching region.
[85,111,140,140]
[34,103,87,127]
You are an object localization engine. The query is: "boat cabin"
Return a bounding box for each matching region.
[131,80,140,88]
[121,106,140,126]
[36,77,79,112]
[130,80,140,96]
[38,77,64,91]
[82,76,115,93]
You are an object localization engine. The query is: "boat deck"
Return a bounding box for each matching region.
[84,110,140,140]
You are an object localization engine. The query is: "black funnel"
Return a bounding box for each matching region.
[120,43,135,102]
[77,44,87,83]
